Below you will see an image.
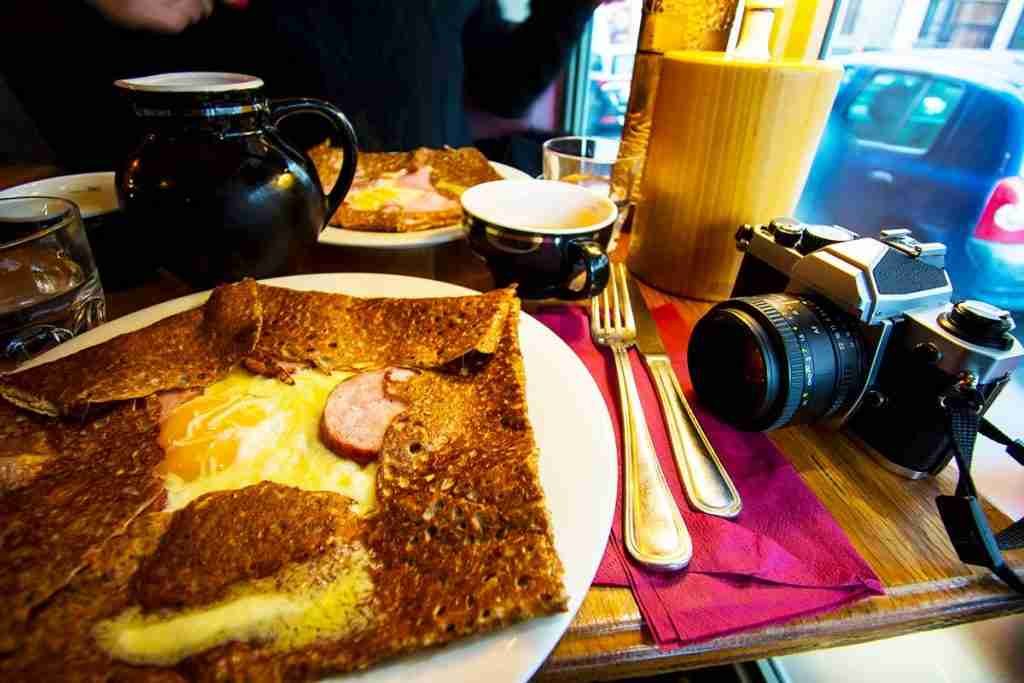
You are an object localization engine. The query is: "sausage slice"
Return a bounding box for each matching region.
[319,368,414,464]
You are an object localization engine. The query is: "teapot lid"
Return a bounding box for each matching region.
[114,72,263,93]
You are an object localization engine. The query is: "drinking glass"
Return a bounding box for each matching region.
[0,197,106,363]
[542,136,642,248]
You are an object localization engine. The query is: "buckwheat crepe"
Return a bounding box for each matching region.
[0,282,567,681]
[310,143,502,233]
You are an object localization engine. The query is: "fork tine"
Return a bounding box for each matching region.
[590,290,601,337]
[610,264,623,331]
[618,264,635,333]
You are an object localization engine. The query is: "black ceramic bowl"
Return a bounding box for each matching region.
[462,180,616,300]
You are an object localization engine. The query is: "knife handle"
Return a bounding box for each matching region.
[645,355,742,518]
[612,346,692,571]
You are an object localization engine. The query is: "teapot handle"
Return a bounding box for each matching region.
[269,98,359,232]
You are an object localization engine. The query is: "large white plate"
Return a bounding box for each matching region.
[21,273,617,683]
[318,162,531,250]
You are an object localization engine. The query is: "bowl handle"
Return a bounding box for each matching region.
[562,240,610,300]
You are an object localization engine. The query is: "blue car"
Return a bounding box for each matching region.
[797,49,1024,311]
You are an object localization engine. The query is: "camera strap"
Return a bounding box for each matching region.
[937,385,1024,593]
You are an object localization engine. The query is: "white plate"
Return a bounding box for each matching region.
[318,162,532,250]
[21,273,617,683]
[0,172,119,219]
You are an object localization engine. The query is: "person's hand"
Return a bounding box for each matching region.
[86,0,248,34]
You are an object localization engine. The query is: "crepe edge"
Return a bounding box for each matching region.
[0,280,263,418]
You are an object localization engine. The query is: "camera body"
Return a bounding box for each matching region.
[696,219,1023,478]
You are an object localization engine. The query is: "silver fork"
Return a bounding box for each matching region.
[591,263,692,571]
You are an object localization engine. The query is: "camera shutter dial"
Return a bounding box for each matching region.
[938,300,1015,351]
[769,218,804,248]
[798,224,858,254]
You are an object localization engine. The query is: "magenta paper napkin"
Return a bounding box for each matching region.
[533,304,884,649]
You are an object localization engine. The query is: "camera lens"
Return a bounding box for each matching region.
[688,294,866,431]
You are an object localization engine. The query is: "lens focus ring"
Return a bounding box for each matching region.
[800,298,863,418]
[688,293,865,432]
[742,295,810,430]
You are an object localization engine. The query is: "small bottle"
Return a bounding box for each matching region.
[615,1,743,201]
[731,0,778,60]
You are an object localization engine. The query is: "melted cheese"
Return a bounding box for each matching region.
[95,547,374,666]
[346,184,428,212]
[159,369,376,513]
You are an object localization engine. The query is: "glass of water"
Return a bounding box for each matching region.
[542,136,642,248]
[0,197,106,363]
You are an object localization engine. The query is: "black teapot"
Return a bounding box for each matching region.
[115,72,357,287]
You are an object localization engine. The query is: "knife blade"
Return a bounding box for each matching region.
[625,274,743,517]
[626,276,668,356]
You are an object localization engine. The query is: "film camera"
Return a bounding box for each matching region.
[688,219,1023,479]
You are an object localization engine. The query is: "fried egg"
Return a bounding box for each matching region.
[95,369,382,665]
[344,167,459,213]
[346,184,427,212]
[158,368,376,513]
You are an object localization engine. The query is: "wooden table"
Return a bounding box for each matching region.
[3,166,1022,680]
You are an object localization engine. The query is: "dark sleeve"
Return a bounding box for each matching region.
[463,0,595,118]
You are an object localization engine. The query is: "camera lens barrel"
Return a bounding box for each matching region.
[689,294,865,431]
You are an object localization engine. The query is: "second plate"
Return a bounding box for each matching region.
[318,162,530,250]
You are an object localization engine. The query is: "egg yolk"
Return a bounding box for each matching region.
[156,369,377,513]
[157,393,272,482]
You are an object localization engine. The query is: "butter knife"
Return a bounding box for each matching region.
[627,275,742,518]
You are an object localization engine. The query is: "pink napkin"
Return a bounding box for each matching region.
[533,304,884,649]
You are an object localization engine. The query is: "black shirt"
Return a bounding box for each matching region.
[1,1,594,170]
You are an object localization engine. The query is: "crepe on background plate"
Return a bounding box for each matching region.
[309,143,502,233]
[0,282,567,681]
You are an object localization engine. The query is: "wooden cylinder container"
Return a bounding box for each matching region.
[627,49,841,300]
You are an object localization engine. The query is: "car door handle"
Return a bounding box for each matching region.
[868,170,894,185]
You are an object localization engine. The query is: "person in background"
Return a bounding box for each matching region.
[1,0,598,172]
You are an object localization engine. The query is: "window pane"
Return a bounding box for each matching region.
[581,0,642,138]
[1010,11,1024,48]
[917,0,1008,48]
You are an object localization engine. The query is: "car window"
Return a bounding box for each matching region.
[844,71,964,151]
[891,79,965,149]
